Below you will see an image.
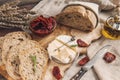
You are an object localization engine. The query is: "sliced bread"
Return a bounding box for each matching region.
[0,37,4,66]
[6,45,21,80]
[2,31,31,64]
[56,5,97,32]
[6,40,48,80]
[19,47,48,80]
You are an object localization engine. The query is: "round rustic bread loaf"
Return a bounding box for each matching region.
[2,31,31,64]
[56,5,98,32]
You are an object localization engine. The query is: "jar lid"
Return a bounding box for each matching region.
[106,15,120,30]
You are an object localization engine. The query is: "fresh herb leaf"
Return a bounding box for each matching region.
[30,55,37,73]
[70,44,78,47]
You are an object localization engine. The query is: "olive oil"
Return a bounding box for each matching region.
[102,15,120,39]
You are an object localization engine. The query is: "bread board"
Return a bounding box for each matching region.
[0,25,75,80]
[0,25,100,80]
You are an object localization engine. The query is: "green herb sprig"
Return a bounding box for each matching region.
[30,55,37,73]
[70,44,78,47]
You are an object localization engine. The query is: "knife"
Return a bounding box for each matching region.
[70,45,112,80]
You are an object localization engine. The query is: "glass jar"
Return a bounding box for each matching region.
[102,15,120,39]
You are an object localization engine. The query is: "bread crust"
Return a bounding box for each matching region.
[0,37,4,66]
[0,65,13,80]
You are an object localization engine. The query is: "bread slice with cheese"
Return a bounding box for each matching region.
[6,40,46,80]
[2,31,31,64]
[19,47,48,80]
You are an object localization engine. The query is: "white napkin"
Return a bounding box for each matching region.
[87,37,120,80]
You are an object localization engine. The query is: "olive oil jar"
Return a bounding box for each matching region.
[102,15,120,39]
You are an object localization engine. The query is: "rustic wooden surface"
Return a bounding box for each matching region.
[0,24,73,80]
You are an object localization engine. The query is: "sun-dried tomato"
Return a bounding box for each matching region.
[103,52,116,63]
[77,39,88,47]
[30,15,56,36]
[78,56,89,66]
[52,66,62,80]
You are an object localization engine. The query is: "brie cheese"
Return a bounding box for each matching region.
[47,35,77,64]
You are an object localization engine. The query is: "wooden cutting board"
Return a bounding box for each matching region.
[0,0,73,79]
[0,24,73,80]
[0,23,102,80]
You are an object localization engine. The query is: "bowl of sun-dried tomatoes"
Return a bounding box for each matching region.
[30,15,56,36]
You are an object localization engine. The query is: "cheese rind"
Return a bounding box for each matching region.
[47,35,77,64]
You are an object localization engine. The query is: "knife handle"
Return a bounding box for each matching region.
[70,68,87,80]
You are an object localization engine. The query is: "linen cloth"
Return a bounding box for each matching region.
[31,0,120,80]
[87,37,120,80]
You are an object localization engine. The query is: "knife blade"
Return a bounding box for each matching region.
[70,45,112,80]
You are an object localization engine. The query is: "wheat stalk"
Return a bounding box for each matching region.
[0,0,36,30]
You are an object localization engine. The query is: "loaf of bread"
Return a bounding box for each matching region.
[19,47,48,80]
[2,31,31,64]
[56,5,97,32]
[6,40,40,80]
